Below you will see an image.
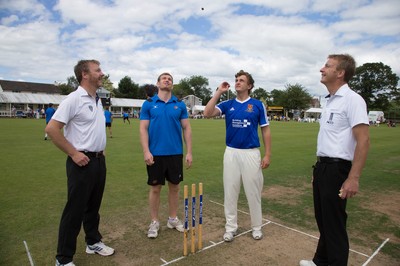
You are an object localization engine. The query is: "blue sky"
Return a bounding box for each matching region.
[0,0,399,99]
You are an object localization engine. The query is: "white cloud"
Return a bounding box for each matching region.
[341,0,400,19]
[311,0,370,13]
[0,0,46,14]
[0,0,399,98]
[1,14,18,25]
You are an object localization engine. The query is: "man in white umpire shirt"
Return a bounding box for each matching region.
[300,54,370,266]
[46,60,114,266]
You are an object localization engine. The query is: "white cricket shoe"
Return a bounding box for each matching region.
[167,217,184,232]
[252,230,263,240]
[299,260,317,266]
[148,220,160,238]
[55,260,75,266]
[223,231,237,242]
[86,241,114,256]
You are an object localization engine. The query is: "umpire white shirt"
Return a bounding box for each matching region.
[317,84,369,161]
[52,86,106,152]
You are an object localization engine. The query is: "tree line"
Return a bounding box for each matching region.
[58,62,399,113]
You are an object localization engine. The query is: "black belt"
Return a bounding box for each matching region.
[82,151,104,158]
[317,156,350,163]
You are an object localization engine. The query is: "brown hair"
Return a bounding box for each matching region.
[74,59,100,83]
[328,54,356,83]
[157,72,173,83]
[235,70,255,90]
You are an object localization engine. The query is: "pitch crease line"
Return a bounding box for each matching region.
[361,238,390,266]
[161,199,381,265]
[160,221,270,266]
[210,200,370,257]
[23,240,35,266]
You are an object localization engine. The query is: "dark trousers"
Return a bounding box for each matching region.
[56,155,106,264]
[312,160,352,266]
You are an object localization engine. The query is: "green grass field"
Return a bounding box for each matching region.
[0,118,399,265]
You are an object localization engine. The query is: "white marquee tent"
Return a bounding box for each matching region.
[0,91,66,105]
[192,105,205,114]
[0,91,146,117]
[304,107,322,121]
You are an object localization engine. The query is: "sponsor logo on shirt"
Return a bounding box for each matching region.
[232,119,251,128]
[327,113,334,124]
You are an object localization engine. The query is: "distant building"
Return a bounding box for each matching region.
[0,79,144,118]
[310,97,321,108]
[97,87,111,106]
[0,79,60,94]
[182,95,202,111]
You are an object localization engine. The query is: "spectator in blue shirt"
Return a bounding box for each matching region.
[123,111,130,124]
[104,107,113,138]
[44,103,56,140]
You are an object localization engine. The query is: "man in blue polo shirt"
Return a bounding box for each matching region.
[44,103,56,140]
[139,72,193,239]
[204,70,271,242]
[104,106,112,138]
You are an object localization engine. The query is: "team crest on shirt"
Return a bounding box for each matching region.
[89,105,93,112]
[246,104,253,113]
[174,105,178,109]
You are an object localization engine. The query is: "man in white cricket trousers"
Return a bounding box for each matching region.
[204,70,271,242]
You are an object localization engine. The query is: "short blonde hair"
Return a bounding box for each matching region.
[74,60,100,83]
[328,54,356,82]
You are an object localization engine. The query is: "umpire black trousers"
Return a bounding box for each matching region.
[56,155,106,264]
[312,160,352,266]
